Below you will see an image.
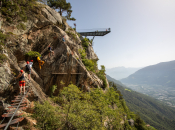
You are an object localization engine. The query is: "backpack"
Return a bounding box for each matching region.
[26,64,31,71]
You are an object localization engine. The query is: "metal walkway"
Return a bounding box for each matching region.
[77,28,111,42]
[77,28,111,36]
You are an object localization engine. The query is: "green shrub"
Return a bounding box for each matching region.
[66,31,77,41]
[0,32,7,42]
[32,101,62,130]
[50,85,57,97]
[7,32,14,35]
[81,37,89,50]
[97,65,107,89]
[32,84,152,130]
[79,49,97,73]
[78,49,86,59]
[17,23,26,30]
[0,54,8,63]
[1,0,37,23]
[25,51,41,57]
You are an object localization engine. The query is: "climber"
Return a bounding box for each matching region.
[23,61,32,81]
[29,60,33,68]
[15,70,25,95]
[62,35,65,43]
[37,56,44,69]
[48,45,54,58]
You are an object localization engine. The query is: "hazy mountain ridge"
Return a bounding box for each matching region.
[120,60,175,87]
[107,75,175,130]
[106,66,142,80]
[120,60,175,107]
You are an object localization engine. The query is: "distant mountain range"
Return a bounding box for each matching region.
[106,66,142,80]
[119,60,175,107]
[107,75,175,130]
[120,60,175,87]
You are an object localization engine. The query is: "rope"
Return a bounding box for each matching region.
[16,121,19,130]
[0,117,5,124]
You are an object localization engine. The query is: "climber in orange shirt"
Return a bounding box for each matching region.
[37,56,45,69]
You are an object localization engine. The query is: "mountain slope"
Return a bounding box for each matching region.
[107,75,175,130]
[106,66,142,80]
[120,60,175,87]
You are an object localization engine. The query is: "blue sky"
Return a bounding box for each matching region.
[66,0,175,69]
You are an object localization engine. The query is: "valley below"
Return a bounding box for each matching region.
[123,83,175,107]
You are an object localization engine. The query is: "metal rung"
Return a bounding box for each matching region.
[0,117,24,128]
[2,113,23,117]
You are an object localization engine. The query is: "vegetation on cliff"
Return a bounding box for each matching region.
[0,32,8,63]
[107,75,175,130]
[25,51,41,58]
[32,84,154,130]
[1,0,38,23]
[47,0,76,21]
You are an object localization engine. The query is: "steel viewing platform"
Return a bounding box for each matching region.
[77,28,111,37]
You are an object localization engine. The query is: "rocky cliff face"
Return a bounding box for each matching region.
[0,2,107,101]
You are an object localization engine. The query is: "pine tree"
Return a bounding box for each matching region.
[47,0,76,21]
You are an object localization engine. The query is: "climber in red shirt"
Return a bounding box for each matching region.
[15,70,26,95]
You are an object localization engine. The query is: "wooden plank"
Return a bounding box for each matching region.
[52,73,82,74]
[2,113,23,117]
[11,101,27,106]
[0,117,24,128]
[71,73,82,74]
[7,107,27,113]
[8,104,27,108]
[52,73,67,74]
[11,99,27,103]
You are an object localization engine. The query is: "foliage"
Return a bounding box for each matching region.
[1,0,37,23]
[82,59,97,72]
[0,32,8,63]
[78,49,97,73]
[0,54,8,63]
[16,23,26,30]
[25,51,41,57]
[76,32,80,38]
[107,75,175,130]
[81,37,90,50]
[47,0,76,21]
[32,101,62,130]
[79,49,86,59]
[65,31,77,41]
[50,84,57,97]
[33,84,152,130]
[109,81,123,99]
[0,32,8,43]
[97,65,107,89]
